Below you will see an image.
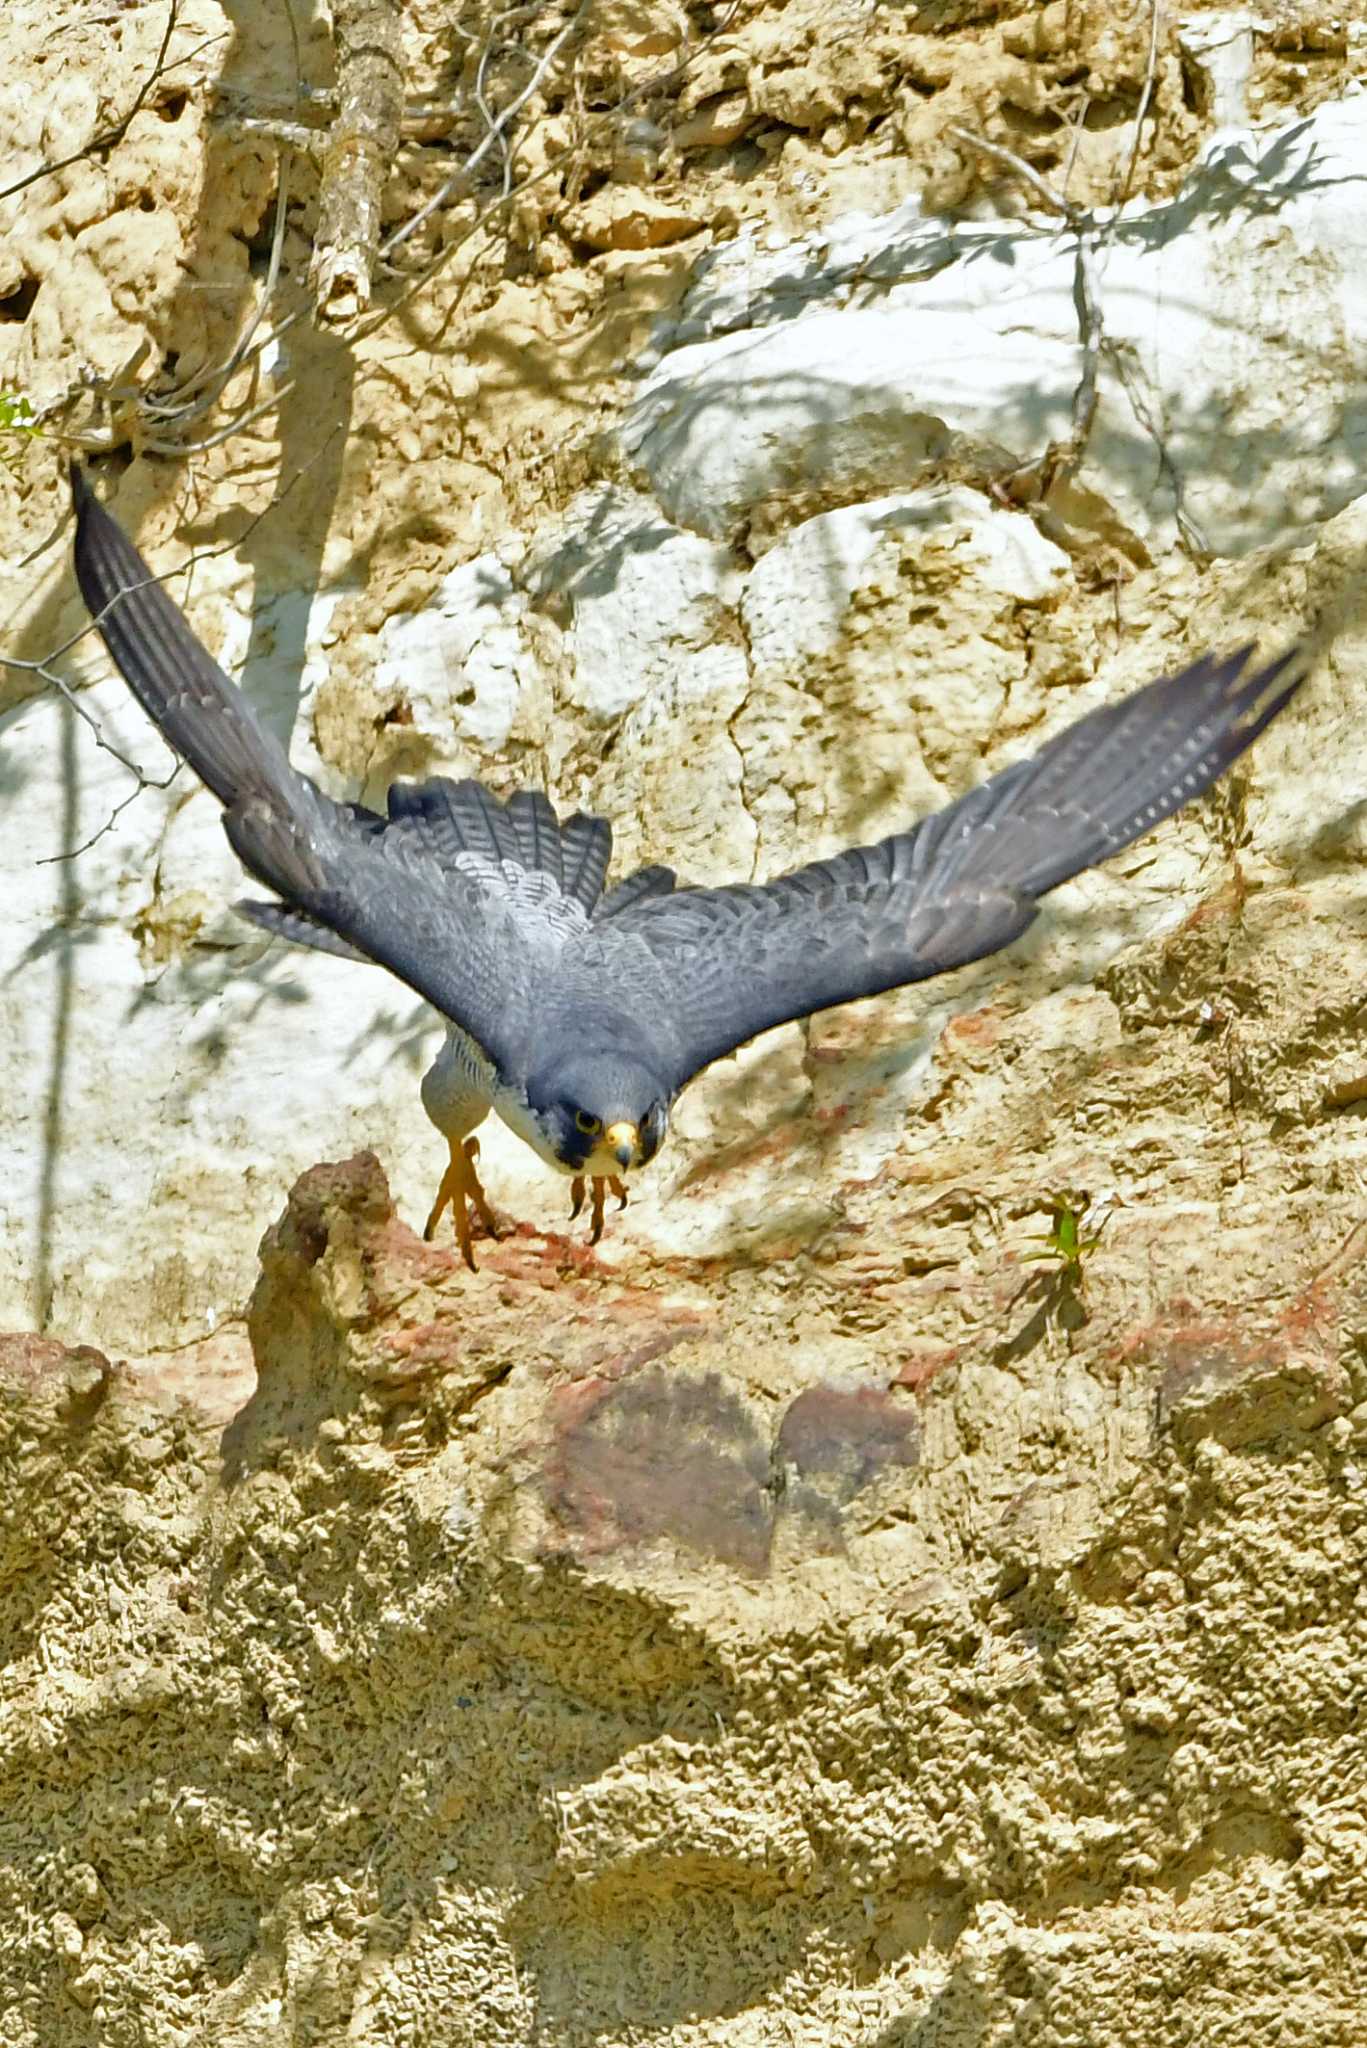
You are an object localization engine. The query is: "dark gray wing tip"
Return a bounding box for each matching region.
[70,462,118,593]
[1223,642,1307,733]
[235,897,373,963]
[70,463,115,568]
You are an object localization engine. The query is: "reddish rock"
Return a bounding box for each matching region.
[542,1366,774,1572]
[1126,1306,1351,1448]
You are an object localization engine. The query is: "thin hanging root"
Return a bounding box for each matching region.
[423,1135,501,1272]
[569,1174,631,1244]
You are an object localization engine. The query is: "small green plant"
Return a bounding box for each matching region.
[1021,1190,1110,1276]
[0,391,41,474]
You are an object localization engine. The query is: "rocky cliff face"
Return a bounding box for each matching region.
[3,1157,1365,2041]
[1,1,1366,2041]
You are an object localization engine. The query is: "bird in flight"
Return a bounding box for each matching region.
[71,468,1305,1269]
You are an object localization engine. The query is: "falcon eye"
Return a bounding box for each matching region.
[574,1110,602,1135]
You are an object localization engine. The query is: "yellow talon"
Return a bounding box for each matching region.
[587,1174,630,1244]
[569,1174,630,1244]
[424,1135,501,1272]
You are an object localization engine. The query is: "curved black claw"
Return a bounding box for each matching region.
[464,1138,504,1244]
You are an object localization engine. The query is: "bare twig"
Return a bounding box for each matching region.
[2,0,269,460]
[953,4,1193,544]
[309,0,406,321]
[383,0,593,262]
[224,115,320,150]
[212,85,528,146]
[473,8,515,203]
[69,41,301,454]
[1067,227,1102,461]
[148,0,663,440]
[0,601,180,865]
[1116,0,1163,211]
[139,1,304,438]
[0,2,191,207]
[1060,90,1091,205]
[945,124,1071,218]
[1106,339,1209,554]
[2,645,159,786]
[355,0,740,347]
[49,0,736,457]
[136,378,300,459]
[947,125,1105,494]
[139,152,294,436]
[36,765,182,866]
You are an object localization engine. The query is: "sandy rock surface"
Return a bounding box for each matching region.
[1,0,1366,2040]
[2,1155,1365,2042]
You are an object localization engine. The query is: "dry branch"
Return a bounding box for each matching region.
[946,124,1105,496]
[946,8,1174,535]
[383,0,592,261]
[50,0,731,454]
[0,2,197,208]
[309,0,406,322]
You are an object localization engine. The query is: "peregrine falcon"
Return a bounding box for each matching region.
[70,468,1306,1269]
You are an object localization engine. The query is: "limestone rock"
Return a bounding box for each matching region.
[375,550,537,754]
[562,187,708,252]
[624,99,1367,556]
[673,92,755,154]
[1,1152,1364,2038]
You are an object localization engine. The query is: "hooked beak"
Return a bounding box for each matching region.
[605,1120,639,1171]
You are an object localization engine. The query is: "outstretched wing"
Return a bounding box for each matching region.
[599,645,1305,1092]
[69,468,558,1074]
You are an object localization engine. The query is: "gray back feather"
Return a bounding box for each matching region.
[382,777,614,915]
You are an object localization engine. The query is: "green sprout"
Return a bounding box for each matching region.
[1021,1190,1110,1276]
[0,392,41,475]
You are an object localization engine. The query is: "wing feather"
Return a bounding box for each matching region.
[74,468,1307,1111]
[595,863,677,921]
[506,788,562,889]
[597,644,1306,1092]
[70,469,553,1070]
[235,899,373,962]
[71,465,300,814]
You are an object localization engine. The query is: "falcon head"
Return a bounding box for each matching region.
[522,1049,670,1176]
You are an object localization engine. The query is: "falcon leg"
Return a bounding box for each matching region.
[423,1135,502,1273]
[571,1175,629,1245]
